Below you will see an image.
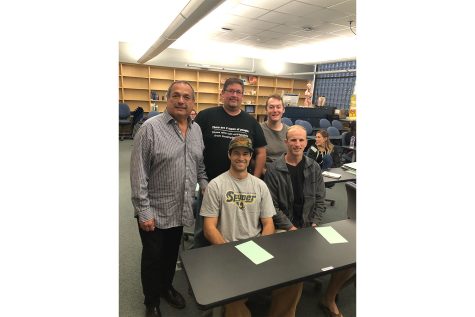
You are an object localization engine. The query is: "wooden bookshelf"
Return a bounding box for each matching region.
[119,63,312,113]
[292,79,309,105]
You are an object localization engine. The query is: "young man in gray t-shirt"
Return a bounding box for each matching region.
[201,135,303,317]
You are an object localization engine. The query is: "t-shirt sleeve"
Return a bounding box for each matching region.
[200,180,221,218]
[253,120,267,148]
[194,110,205,131]
[259,181,276,218]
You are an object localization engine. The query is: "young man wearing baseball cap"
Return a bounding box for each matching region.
[200,135,302,317]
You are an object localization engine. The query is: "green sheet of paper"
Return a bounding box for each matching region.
[235,240,274,265]
[316,226,348,244]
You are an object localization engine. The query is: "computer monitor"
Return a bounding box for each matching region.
[282,93,299,107]
[245,105,255,113]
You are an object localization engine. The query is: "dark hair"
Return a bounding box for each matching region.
[222,78,244,93]
[166,81,195,100]
[265,94,284,107]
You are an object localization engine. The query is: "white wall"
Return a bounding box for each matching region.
[119,42,315,80]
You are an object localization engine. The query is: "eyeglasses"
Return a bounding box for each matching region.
[224,89,243,95]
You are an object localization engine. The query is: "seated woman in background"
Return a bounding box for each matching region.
[306,130,341,169]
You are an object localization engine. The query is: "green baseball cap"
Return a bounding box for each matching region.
[228,135,253,153]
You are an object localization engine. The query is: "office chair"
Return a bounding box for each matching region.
[281,117,293,126]
[130,107,144,139]
[340,131,355,163]
[119,103,133,140]
[341,131,349,146]
[331,119,344,131]
[181,183,200,251]
[295,119,313,136]
[145,111,160,121]
[319,118,331,130]
[324,181,336,206]
[131,111,161,139]
[326,126,342,146]
[345,181,356,220]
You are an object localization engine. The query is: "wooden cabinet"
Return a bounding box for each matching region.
[149,67,173,111]
[197,71,220,112]
[119,63,312,116]
[119,64,150,110]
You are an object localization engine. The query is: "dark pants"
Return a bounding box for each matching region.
[138,224,184,306]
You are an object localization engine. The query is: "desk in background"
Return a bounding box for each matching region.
[180,219,356,310]
[323,167,357,185]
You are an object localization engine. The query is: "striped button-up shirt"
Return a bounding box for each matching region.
[130,111,208,229]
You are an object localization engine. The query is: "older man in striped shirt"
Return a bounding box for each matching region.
[130,81,208,317]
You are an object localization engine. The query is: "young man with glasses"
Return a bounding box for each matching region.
[193,77,267,248]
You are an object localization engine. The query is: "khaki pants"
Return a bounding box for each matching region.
[224,282,303,317]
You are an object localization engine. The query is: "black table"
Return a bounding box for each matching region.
[180,219,356,310]
[323,167,357,185]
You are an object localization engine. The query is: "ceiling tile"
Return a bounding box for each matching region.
[224,14,253,26]
[268,24,304,34]
[284,33,308,41]
[327,0,356,15]
[293,28,325,38]
[127,0,357,64]
[245,19,280,30]
[311,8,351,21]
[257,11,299,23]
[312,22,348,33]
[275,1,323,17]
[239,0,293,10]
[284,17,325,28]
[299,0,347,8]
[212,32,249,41]
[232,4,269,19]
[331,28,356,37]
[332,15,356,27]
[257,30,286,39]
[228,24,266,35]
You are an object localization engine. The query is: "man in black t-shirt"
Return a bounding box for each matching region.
[195,78,267,180]
[193,77,267,247]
